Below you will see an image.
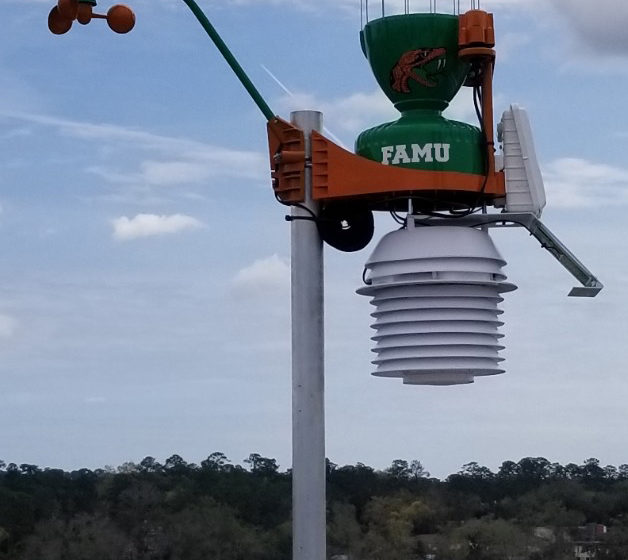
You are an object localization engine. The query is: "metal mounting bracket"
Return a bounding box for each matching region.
[410,212,603,297]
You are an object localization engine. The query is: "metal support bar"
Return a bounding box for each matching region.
[181,0,276,121]
[410,212,604,297]
[527,218,603,297]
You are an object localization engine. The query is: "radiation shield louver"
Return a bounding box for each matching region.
[357,223,516,386]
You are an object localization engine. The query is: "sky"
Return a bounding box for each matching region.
[0,0,627,479]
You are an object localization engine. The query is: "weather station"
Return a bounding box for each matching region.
[47,0,603,559]
[268,0,603,386]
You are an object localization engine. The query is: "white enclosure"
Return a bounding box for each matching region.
[357,224,516,385]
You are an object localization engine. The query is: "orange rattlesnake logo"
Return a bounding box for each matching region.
[390,47,447,93]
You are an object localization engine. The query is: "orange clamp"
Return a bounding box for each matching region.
[267,118,306,203]
[458,10,495,48]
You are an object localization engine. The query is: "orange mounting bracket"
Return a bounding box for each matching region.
[458,9,495,49]
[310,132,505,210]
[267,117,306,203]
[458,9,498,177]
[268,125,506,210]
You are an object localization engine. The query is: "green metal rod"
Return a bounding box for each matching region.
[181,0,276,121]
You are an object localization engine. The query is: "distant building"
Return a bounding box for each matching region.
[534,526,556,542]
[573,523,607,559]
[574,543,597,560]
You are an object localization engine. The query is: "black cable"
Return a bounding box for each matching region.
[448,82,490,218]
[386,195,477,223]
[377,194,475,216]
[473,82,490,200]
[390,210,406,225]
[272,145,318,222]
[285,215,317,223]
[274,192,318,222]
[473,84,483,123]
[362,267,372,286]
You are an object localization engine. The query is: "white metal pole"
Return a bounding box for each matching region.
[290,110,326,560]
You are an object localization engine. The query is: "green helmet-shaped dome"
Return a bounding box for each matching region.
[357,13,485,177]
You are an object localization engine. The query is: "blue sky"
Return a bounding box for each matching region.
[1,0,627,478]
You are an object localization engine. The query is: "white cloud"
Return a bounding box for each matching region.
[481,0,537,7]
[0,314,16,338]
[445,87,480,124]
[210,0,531,15]
[233,254,290,294]
[139,160,219,187]
[1,111,268,187]
[276,89,396,139]
[276,86,479,144]
[0,127,32,140]
[320,90,398,134]
[550,0,628,54]
[543,157,628,208]
[111,213,204,240]
[1,111,190,147]
[498,31,533,62]
[0,68,45,114]
[84,396,107,404]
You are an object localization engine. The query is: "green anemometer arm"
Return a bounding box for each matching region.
[181,0,276,122]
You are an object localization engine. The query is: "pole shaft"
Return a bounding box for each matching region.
[290,110,325,560]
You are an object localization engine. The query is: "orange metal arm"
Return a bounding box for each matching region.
[310,132,504,208]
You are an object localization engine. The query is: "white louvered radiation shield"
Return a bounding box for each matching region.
[357,224,517,385]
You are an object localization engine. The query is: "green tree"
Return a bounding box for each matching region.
[410,460,430,480]
[445,518,531,560]
[386,460,411,480]
[581,458,605,484]
[165,497,271,560]
[244,454,279,476]
[139,456,163,473]
[17,514,132,560]
[327,502,363,558]
[360,495,417,560]
[200,452,231,471]
[164,454,188,474]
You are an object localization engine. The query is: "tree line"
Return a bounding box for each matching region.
[2,454,628,559]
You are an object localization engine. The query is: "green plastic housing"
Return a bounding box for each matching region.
[356,13,484,175]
